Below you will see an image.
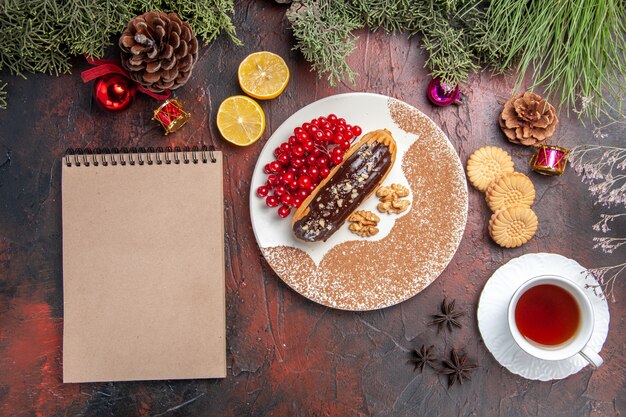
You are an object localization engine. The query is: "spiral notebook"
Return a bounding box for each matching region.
[61,147,226,383]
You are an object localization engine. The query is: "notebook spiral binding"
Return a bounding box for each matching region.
[65,145,216,167]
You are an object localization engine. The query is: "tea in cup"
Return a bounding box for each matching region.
[508,275,603,368]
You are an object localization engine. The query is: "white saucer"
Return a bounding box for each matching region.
[477,253,610,381]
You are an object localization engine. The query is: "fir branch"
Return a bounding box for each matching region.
[0,0,240,108]
[0,0,239,77]
[287,0,361,86]
[414,0,483,87]
[480,0,626,120]
[347,0,421,33]
[130,0,241,45]
[287,0,486,89]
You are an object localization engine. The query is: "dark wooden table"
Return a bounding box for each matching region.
[1,2,624,416]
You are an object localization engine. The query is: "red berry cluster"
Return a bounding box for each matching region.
[257,114,363,218]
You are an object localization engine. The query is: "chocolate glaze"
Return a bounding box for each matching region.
[293,141,393,242]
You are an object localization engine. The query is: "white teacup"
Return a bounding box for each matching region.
[508,275,603,368]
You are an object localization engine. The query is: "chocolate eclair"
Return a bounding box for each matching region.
[292,129,397,242]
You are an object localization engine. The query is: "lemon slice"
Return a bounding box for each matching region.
[216,95,266,146]
[238,51,290,100]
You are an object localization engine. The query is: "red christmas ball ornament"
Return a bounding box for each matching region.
[93,74,136,111]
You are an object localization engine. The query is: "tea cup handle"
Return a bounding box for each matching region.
[579,346,603,369]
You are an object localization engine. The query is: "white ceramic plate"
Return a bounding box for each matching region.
[250,93,467,310]
[477,253,610,381]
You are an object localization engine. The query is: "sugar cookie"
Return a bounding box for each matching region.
[466,146,515,192]
[488,206,538,248]
[486,172,535,212]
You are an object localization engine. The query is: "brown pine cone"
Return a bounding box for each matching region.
[119,11,199,93]
[499,92,558,146]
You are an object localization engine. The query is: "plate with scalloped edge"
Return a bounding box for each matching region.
[477,252,610,380]
[249,93,468,310]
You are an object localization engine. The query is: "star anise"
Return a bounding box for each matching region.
[410,344,437,373]
[439,349,478,388]
[429,298,464,333]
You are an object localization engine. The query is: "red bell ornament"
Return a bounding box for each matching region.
[93,74,136,111]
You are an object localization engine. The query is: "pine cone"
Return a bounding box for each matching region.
[499,92,558,146]
[119,12,199,93]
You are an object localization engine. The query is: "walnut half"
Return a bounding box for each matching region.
[376,183,410,214]
[378,199,410,214]
[348,210,380,237]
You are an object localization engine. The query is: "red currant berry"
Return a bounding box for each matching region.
[288,165,298,173]
[351,125,362,136]
[282,171,295,184]
[297,175,312,189]
[308,183,317,192]
[319,166,331,178]
[288,181,299,191]
[266,195,279,207]
[332,147,344,157]
[298,166,308,177]
[333,133,345,144]
[267,174,279,185]
[294,127,305,136]
[316,156,329,167]
[281,193,293,206]
[277,153,290,165]
[293,196,303,207]
[327,114,337,123]
[340,140,351,150]
[263,163,272,174]
[323,129,333,141]
[274,147,283,157]
[269,161,282,173]
[288,136,297,146]
[291,157,304,168]
[331,154,343,165]
[305,154,317,166]
[308,125,319,134]
[308,166,319,179]
[337,118,346,126]
[257,185,269,197]
[277,205,291,218]
[303,140,314,152]
[280,143,290,153]
[318,117,328,125]
[314,130,324,142]
[344,128,354,140]
[311,148,322,157]
[336,125,346,136]
[302,122,312,131]
[292,145,305,157]
[296,189,309,199]
[311,119,320,127]
[296,131,309,143]
[274,185,287,196]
